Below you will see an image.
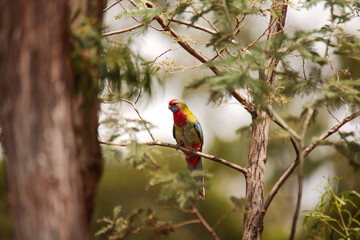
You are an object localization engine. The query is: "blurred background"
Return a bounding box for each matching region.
[1,0,359,239]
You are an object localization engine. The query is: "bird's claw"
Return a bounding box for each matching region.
[190,148,196,157]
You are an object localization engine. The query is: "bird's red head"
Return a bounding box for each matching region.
[168,99,182,113]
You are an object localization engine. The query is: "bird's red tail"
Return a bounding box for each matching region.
[186,157,205,199]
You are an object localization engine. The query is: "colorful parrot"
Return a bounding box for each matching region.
[168,99,205,199]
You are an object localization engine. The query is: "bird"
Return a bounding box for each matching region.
[168,99,205,199]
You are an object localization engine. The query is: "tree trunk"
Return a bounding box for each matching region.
[0,0,105,239]
[242,112,270,240]
[242,1,288,239]
[69,0,107,223]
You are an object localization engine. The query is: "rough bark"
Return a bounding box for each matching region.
[242,112,270,240]
[0,0,105,239]
[242,1,288,239]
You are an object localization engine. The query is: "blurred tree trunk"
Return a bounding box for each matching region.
[0,0,105,239]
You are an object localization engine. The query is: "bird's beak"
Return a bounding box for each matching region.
[168,104,171,110]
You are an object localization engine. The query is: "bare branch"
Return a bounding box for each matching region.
[103,0,122,12]
[190,203,221,240]
[99,140,249,175]
[230,90,257,117]
[304,110,360,156]
[212,207,236,230]
[289,106,314,240]
[151,47,181,66]
[172,219,201,228]
[171,18,217,35]
[103,23,144,36]
[242,21,275,52]
[263,110,360,218]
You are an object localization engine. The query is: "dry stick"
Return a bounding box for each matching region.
[263,110,360,215]
[190,203,221,240]
[99,140,248,175]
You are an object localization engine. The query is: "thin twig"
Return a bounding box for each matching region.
[212,207,236,230]
[173,219,201,228]
[104,82,157,142]
[327,106,341,124]
[151,47,181,66]
[171,18,217,35]
[328,53,349,118]
[233,15,246,36]
[304,110,360,156]
[243,21,275,52]
[103,23,144,36]
[190,203,221,240]
[103,0,122,12]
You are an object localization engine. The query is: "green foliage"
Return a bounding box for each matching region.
[303,177,360,239]
[71,21,157,105]
[99,40,156,99]
[115,2,168,25]
[149,169,207,208]
[97,0,360,239]
[71,21,104,104]
[95,205,174,240]
[334,132,360,170]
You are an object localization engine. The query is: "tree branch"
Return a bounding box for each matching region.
[142,1,255,115]
[190,203,221,240]
[103,23,144,36]
[212,207,236,230]
[103,0,122,12]
[262,110,360,218]
[230,90,257,117]
[99,140,249,175]
[303,110,360,156]
[289,106,314,240]
[172,219,201,228]
[170,18,217,35]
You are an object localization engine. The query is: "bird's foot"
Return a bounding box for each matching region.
[190,148,197,157]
